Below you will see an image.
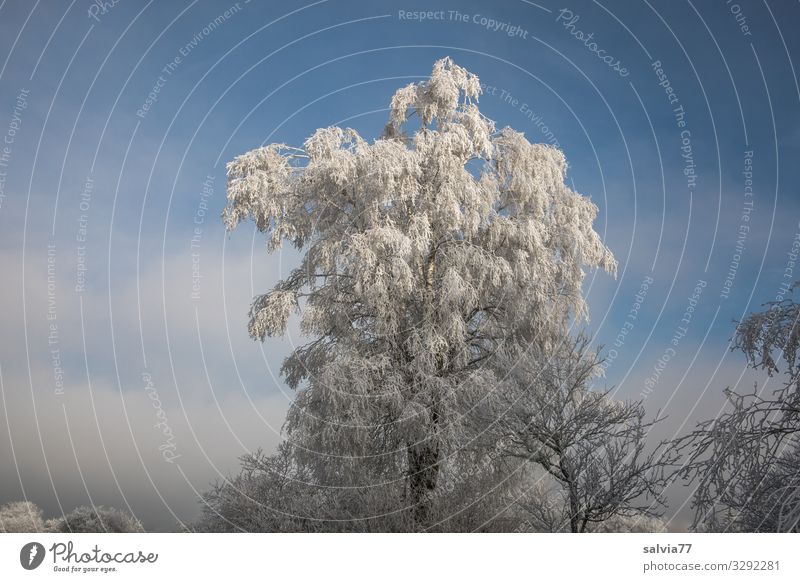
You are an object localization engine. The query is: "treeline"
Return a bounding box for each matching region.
[0,502,142,533]
[191,297,800,533]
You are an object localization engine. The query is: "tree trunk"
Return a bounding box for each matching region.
[407,442,440,529]
[568,492,581,533]
[563,468,582,533]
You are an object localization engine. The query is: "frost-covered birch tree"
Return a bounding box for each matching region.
[223,58,616,527]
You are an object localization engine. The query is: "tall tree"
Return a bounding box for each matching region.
[223,58,615,527]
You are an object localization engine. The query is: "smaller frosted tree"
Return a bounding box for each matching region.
[487,335,675,532]
[0,501,45,533]
[224,57,615,526]
[674,288,800,532]
[48,506,144,533]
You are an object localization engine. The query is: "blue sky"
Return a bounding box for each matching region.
[0,0,798,530]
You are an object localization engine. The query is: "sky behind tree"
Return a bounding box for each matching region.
[0,0,798,530]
